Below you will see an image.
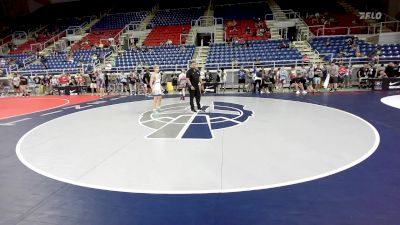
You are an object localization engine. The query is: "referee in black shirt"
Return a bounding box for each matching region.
[186,60,202,112]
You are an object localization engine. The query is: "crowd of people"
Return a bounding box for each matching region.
[1,60,400,98]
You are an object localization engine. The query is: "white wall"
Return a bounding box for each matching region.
[378,32,400,44]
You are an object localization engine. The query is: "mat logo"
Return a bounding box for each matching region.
[139,102,253,139]
[389,81,400,89]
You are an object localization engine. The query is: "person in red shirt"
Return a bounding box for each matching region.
[338,64,349,88]
[76,73,85,86]
[302,54,310,64]
[58,73,70,86]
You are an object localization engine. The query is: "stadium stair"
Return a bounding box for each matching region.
[138,4,159,31]
[192,46,209,69]
[266,0,288,21]
[292,40,325,64]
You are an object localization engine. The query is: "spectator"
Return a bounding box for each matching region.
[313,64,324,92]
[385,62,396,77]
[69,76,77,86]
[32,74,42,95]
[346,36,354,46]
[0,58,6,67]
[257,19,264,28]
[256,28,264,36]
[337,48,346,58]
[325,38,331,47]
[355,50,363,58]
[289,66,307,95]
[276,67,288,91]
[302,54,310,63]
[231,26,238,33]
[279,41,288,49]
[245,26,251,34]
[19,74,29,97]
[378,70,388,78]
[253,68,263,93]
[394,62,400,77]
[219,69,227,92]
[261,69,270,94]
[338,64,349,88]
[357,64,369,88]
[232,20,237,27]
[232,58,239,69]
[238,66,247,92]
[12,74,21,96]
[369,47,382,63]
[179,45,186,52]
[327,62,339,92]
[178,70,187,100]
[58,73,69,86]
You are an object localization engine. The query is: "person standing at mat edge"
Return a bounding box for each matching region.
[186,60,202,112]
[150,64,163,113]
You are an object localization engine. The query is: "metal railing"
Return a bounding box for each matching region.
[18,68,81,76]
[204,59,312,70]
[106,10,150,17]
[330,55,400,66]
[22,55,37,67]
[180,34,189,45]
[66,26,84,36]
[307,24,382,36]
[1,64,19,76]
[107,64,188,74]
[0,35,12,46]
[17,62,96,76]
[380,21,400,33]
[28,24,48,37]
[281,10,301,20]
[215,0,265,7]
[12,31,28,41]
[265,14,275,21]
[269,8,400,37]
[124,21,142,32]
[30,30,67,52]
[191,16,223,27]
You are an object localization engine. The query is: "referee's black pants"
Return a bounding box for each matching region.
[189,87,201,110]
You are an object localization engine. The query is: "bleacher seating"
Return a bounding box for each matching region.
[310,36,400,64]
[214,2,271,20]
[114,45,195,71]
[304,13,368,35]
[159,0,208,9]
[225,20,271,42]
[47,17,92,32]
[71,30,120,50]
[0,54,35,68]
[8,16,92,55]
[91,12,149,31]
[143,25,191,46]
[24,49,109,72]
[277,0,369,36]
[277,0,346,15]
[9,35,52,55]
[151,8,203,26]
[206,40,303,69]
[110,1,156,13]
